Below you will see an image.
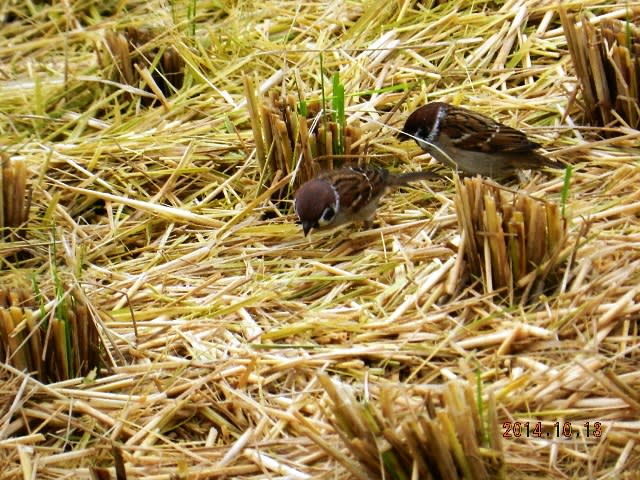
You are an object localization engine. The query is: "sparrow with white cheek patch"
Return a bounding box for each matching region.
[398,102,561,178]
[293,165,438,236]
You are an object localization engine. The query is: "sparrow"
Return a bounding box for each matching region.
[398,102,560,177]
[293,165,437,236]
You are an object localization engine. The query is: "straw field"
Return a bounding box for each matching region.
[0,1,639,478]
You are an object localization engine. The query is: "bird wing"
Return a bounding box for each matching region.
[443,108,541,154]
[318,166,387,214]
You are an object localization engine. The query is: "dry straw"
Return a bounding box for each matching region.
[453,175,569,305]
[0,1,639,479]
[0,281,103,383]
[244,78,364,201]
[561,8,640,131]
[314,373,503,480]
[0,154,30,244]
[101,27,185,108]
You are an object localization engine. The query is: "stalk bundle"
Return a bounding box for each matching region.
[561,9,640,131]
[454,176,568,304]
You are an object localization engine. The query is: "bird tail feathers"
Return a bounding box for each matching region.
[391,170,441,186]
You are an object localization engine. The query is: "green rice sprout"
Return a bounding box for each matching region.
[332,71,345,155]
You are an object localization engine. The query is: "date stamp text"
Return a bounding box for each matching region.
[502,421,603,439]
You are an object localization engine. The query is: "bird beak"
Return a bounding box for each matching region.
[302,221,313,236]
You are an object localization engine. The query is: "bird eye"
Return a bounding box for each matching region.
[318,206,335,225]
